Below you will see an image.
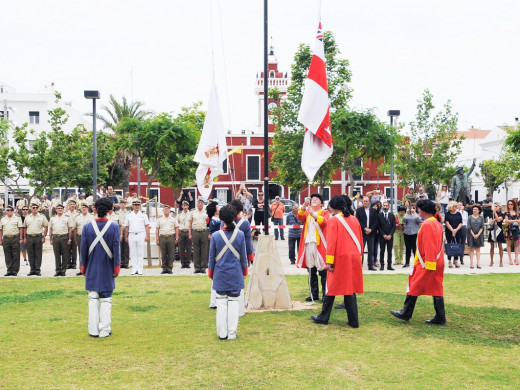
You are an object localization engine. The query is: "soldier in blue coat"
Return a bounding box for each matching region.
[208,205,248,340]
[80,198,121,338]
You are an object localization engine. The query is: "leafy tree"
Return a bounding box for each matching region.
[3,92,114,197]
[116,108,201,203]
[95,95,153,195]
[157,103,205,200]
[479,160,503,196]
[271,31,352,193]
[331,109,400,196]
[394,89,462,194]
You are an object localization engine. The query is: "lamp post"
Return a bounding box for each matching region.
[84,90,100,201]
[2,99,14,208]
[387,110,400,213]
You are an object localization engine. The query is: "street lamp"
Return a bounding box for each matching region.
[387,110,400,212]
[84,90,100,201]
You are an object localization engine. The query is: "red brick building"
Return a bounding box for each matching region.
[127,47,400,206]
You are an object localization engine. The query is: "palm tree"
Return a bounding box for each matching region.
[92,95,153,195]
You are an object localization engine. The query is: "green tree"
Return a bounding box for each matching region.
[95,95,153,195]
[394,89,462,195]
[116,108,201,203]
[332,109,400,196]
[271,31,352,194]
[479,160,503,196]
[157,103,205,200]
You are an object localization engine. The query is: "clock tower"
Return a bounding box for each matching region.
[254,43,288,132]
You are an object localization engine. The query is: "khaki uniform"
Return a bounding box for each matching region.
[1,215,23,275]
[25,213,48,274]
[191,208,209,272]
[118,210,130,267]
[16,198,29,212]
[41,199,51,220]
[65,210,80,267]
[177,210,192,267]
[74,212,94,267]
[157,214,179,272]
[51,198,61,215]
[49,214,73,275]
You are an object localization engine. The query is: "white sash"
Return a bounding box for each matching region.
[236,219,245,229]
[216,229,240,262]
[308,214,327,249]
[89,220,113,259]
[335,214,362,256]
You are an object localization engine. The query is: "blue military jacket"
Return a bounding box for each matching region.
[80,219,121,292]
[208,228,248,292]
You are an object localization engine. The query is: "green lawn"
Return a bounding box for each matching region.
[1,274,519,389]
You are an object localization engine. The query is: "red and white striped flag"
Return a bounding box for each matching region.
[298,22,333,181]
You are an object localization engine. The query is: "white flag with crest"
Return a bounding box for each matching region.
[194,79,228,199]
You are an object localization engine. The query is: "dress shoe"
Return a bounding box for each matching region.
[346,322,359,328]
[12,273,17,276]
[368,267,377,271]
[167,271,173,274]
[335,303,346,310]
[402,264,409,268]
[67,265,75,269]
[4,272,13,276]
[27,272,36,276]
[54,273,61,277]
[387,267,395,271]
[290,261,295,265]
[379,268,385,271]
[121,265,129,269]
[281,237,285,240]
[61,272,66,276]
[35,272,41,276]
[161,270,168,274]
[76,272,83,276]
[209,306,217,309]
[305,296,318,302]
[311,315,328,325]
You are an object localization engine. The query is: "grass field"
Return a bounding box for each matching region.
[1,274,519,389]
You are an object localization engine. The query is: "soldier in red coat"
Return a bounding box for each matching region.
[391,199,446,325]
[296,193,329,301]
[311,196,364,327]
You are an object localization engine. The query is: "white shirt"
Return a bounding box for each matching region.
[124,211,150,233]
[364,207,370,226]
[458,210,468,226]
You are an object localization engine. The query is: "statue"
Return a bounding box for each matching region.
[450,158,476,205]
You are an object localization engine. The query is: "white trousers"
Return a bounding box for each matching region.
[129,232,145,273]
[88,292,112,338]
[216,293,239,340]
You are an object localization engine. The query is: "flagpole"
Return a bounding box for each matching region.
[263,0,270,235]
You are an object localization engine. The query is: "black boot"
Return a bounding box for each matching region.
[425,296,446,325]
[344,294,359,328]
[334,302,345,310]
[390,295,417,322]
[311,295,335,325]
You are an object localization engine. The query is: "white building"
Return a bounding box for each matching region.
[455,126,519,205]
[1,81,92,205]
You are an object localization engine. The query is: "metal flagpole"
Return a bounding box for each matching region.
[263,0,269,235]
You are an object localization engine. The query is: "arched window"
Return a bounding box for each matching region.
[269,70,275,78]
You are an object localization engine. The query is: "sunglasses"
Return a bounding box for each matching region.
[31,206,38,209]
[22,208,29,211]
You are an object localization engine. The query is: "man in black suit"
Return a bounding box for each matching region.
[377,201,396,271]
[355,196,378,271]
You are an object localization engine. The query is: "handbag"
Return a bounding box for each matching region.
[444,238,464,257]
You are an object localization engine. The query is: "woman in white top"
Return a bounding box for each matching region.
[436,185,450,214]
[457,202,469,265]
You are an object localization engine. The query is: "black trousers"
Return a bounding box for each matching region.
[288,236,300,263]
[379,236,394,268]
[309,266,327,299]
[362,235,374,268]
[404,233,417,265]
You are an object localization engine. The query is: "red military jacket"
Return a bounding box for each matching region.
[296,208,329,269]
[325,214,364,296]
[407,217,445,296]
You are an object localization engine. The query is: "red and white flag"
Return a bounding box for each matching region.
[298,22,333,181]
[194,79,228,199]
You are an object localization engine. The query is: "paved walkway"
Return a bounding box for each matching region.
[1,238,519,278]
